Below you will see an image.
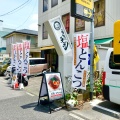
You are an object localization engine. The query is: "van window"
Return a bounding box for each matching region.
[109,52,120,69]
[2,58,10,65]
[29,59,47,65]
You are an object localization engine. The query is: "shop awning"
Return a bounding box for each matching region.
[94,37,113,44]
[30,48,41,52]
[40,45,55,50]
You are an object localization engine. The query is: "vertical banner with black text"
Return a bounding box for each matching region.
[72,33,89,90]
[17,43,23,73]
[22,40,30,74]
[11,44,17,73]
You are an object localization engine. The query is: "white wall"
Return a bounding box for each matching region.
[97,46,109,72]
[38,0,120,47]
[38,0,120,89]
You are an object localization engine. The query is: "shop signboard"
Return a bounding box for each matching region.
[72,33,89,90]
[45,72,64,101]
[38,72,66,114]
[71,0,93,21]
[39,72,65,101]
[44,16,72,56]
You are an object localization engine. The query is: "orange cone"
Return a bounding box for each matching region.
[13,82,19,89]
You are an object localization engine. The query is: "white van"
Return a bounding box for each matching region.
[29,58,48,75]
[103,48,120,105]
[6,58,48,76]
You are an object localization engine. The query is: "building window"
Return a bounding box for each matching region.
[11,36,13,43]
[62,13,70,34]
[26,36,31,40]
[75,18,85,32]
[6,36,13,45]
[51,0,58,8]
[43,0,48,12]
[42,23,48,39]
[94,0,105,27]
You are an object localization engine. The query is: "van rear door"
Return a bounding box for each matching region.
[104,48,120,104]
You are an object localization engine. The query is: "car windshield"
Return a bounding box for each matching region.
[1,58,10,65]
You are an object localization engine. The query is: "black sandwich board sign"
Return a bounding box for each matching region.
[71,0,93,21]
[38,72,66,114]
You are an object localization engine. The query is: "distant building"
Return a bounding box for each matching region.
[2,29,40,57]
[0,20,15,53]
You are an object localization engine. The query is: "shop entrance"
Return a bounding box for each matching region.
[41,49,58,72]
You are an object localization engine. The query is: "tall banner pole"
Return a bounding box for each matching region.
[90,9,94,100]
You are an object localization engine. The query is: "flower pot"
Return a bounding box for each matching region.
[83,91,90,101]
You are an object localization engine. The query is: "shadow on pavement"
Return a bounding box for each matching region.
[21,101,59,114]
[21,101,69,114]
[92,101,120,119]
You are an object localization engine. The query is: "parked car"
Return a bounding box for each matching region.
[0,58,11,75]
[29,57,48,75]
[102,48,120,105]
[5,57,48,75]
[4,66,11,79]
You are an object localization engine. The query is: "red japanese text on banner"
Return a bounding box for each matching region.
[11,44,17,72]
[17,43,23,73]
[72,33,89,90]
[22,40,30,74]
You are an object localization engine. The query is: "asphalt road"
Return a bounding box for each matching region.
[0,76,84,120]
[1,76,120,120]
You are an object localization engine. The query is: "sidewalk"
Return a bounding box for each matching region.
[24,76,42,96]
[24,76,120,120]
[70,99,120,120]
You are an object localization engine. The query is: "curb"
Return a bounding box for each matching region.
[71,111,91,120]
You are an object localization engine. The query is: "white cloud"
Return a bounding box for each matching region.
[28,22,38,31]
[28,14,38,31]
[31,14,38,21]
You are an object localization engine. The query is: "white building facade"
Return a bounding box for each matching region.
[38,0,120,88]
[38,0,120,47]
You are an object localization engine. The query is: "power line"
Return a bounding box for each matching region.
[0,0,32,17]
[16,0,37,30]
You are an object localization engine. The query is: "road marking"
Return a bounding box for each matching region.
[90,99,120,116]
[26,92,34,96]
[2,81,6,83]
[69,113,85,120]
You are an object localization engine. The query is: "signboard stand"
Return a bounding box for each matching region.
[37,72,67,114]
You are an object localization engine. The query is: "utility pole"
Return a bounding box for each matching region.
[90,9,94,100]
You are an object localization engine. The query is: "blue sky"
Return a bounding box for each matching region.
[0,0,38,31]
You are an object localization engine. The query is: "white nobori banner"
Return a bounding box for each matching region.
[72,33,90,90]
[17,43,23,73]
[11,44,17,72]
[22,40,30,74]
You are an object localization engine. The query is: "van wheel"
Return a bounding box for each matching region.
[42,69,47,73]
